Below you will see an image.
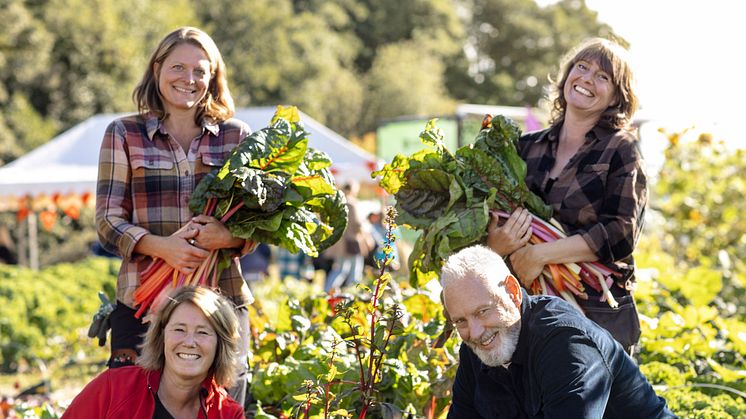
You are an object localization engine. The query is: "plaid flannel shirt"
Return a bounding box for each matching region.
[96,113,253,308]
[518,124,648,282]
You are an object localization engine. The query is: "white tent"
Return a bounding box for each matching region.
[0,106,379,199]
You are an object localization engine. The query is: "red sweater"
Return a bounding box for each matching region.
[61,366,243,419]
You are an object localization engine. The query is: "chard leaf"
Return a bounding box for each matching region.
[189,106,348,265]
[372,154,410,194]
[419,118,448,155]
[309,190,348,253]
[379,116,554,284]
[290,174,335,200]
[396,169,452,218]
[303,148,333,171]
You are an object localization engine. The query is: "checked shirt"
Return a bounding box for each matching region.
[518,124,648,283]
[96,113,253,308]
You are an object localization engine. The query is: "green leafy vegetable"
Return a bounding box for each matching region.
[373,115,551,286]
[189,105,348,257]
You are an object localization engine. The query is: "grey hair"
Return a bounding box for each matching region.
[440,245,512,298]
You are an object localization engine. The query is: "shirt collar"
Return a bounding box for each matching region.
[509,288,532,367]
[143,113,220,141]
[537,123,614,145]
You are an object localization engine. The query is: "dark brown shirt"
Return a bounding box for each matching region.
[518,124,648,281]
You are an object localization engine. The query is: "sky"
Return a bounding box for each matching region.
[582,0,745,146]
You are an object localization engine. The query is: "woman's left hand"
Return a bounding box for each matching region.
[509,245,546,288]
[189,215,244,250]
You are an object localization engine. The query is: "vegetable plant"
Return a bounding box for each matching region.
[373,115,621,308]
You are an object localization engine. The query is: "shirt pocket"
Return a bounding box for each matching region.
[129,150,177,197]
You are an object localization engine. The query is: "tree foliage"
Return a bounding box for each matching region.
[0,0,623,162]
[445,0,621,106]
[651,134,746,316]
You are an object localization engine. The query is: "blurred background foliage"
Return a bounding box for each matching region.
[2,0,745,416]
[0,0,618,165]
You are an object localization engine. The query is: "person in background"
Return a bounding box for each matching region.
[239,242,271,283]
[276,246,313,281]
[62,286,244,418]
[365,211,400,271]
[0,225,17,265]
[323,181,374,292]
[95,27,254,406]
[442,246,674,418]
[488,38,647,352]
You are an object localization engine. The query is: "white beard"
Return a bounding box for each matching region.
[466,321,521,367]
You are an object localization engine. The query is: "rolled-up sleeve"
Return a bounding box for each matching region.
[578,141,647,263]
[95,120,149,259]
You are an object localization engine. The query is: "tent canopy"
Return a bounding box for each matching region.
[0,106,379,199]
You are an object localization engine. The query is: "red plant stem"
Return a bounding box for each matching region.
[220,200,245,223]
[428,395,436,419]
[365,253,388,390]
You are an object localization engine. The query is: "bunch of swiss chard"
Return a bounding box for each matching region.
[373,115,620,309]
[134,106,348,318]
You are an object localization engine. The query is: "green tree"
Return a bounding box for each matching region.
[361,40,456,132]
[652,133,746,316]
[35,0,199,127]
[0,0,56,164]
[195,0,364,138]
[445,0,621,107]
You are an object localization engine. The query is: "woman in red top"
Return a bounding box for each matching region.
[62,286,244,418]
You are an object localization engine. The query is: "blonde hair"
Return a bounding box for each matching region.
[550,38,638,130]
[132,27,235,124]
[137,286,240,387]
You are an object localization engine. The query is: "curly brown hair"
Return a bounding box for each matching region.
[549,38,638,130]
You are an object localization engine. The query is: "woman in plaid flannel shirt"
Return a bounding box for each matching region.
[95,27,254,406]
[487,38,648,352]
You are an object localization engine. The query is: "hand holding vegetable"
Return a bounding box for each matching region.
[374,115,621,310]
[132,106,348,318]
[189,215,244,250]
[508,244,544,288]
[487,208,532,256]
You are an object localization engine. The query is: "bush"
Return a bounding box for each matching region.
[0,257,117,372]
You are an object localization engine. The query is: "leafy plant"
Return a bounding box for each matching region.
[133,105,348,317]
[247,208,459,418]
[373,116,551,287]
[0,258,116,372]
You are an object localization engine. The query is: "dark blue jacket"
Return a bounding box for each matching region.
[448,290,676,418]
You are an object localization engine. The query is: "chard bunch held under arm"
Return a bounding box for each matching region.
[373,115,551,286]
[373,115,620,309]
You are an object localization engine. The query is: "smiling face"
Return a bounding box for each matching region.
[563,58,618,119]
[156,42,212,115]
[162,302,217,382]
[444,275,522,367]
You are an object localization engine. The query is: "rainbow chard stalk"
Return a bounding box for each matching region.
[134,106,348,318]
